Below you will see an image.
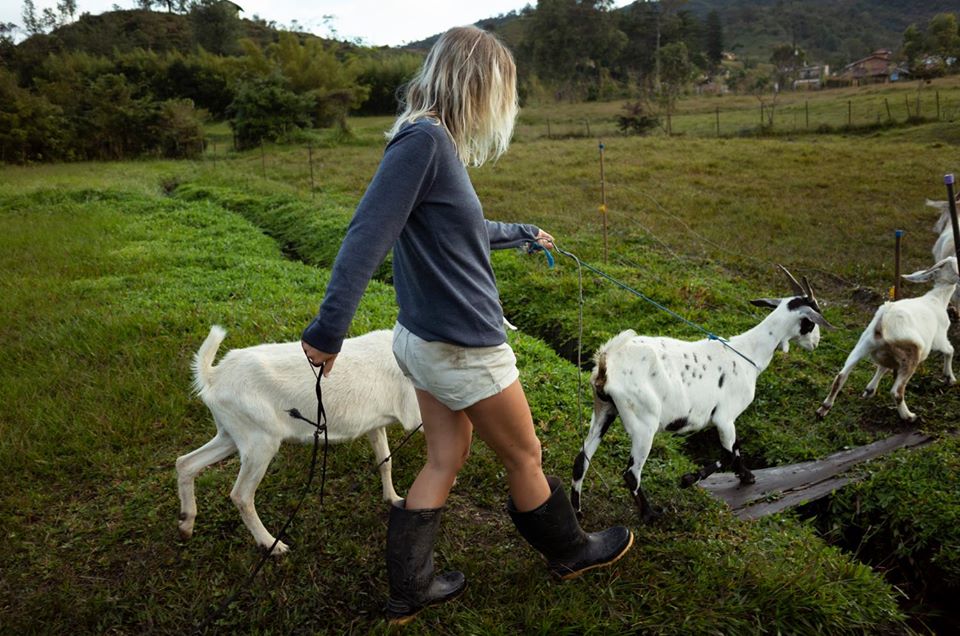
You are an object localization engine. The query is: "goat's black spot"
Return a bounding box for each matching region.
[685,364,690,370]
[572,451,587,481]
[666,418,688,432]
[693,354,699,364]
[800,318,815,334]
[702,364,707,371]
[651,370,657,377]
[710,405,717,419]
[718,373,725,388]
[599,411,617,437]
[768,331,773,337]
[683,353,689,359]
[707,355,712,361]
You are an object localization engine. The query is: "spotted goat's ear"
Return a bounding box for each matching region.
[750,298,780,310]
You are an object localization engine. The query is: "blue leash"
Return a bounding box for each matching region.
[528,242,759,371]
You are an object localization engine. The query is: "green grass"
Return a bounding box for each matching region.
[5,85,960,631]
[0,181,906,634]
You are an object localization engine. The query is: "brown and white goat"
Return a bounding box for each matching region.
[176,327,421,555]
[571,267,833,523]
[816,257,958,422]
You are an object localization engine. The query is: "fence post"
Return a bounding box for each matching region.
[885,98,892,121]
[760,103,764,128]
[805,100,809,129]
[905,94,911,118]
[894,229,904,300]
[599,140,607,264]
[585,118,591,137]
[847,100,852,127]
[937,91,941,120]
[946,174,960,267]
[715,105,720,137]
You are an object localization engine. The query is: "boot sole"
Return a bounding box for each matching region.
[385,583,467,626]
[557,530,635,581]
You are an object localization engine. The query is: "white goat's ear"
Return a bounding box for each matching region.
[902,266,937,283]
[750,298,780,309]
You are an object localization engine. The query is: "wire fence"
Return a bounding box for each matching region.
[513,89,960,141]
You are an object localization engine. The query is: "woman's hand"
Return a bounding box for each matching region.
[535,229,554,250]
[301,341,338,376]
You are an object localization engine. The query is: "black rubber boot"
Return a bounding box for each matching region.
[507,476,634,580]
[384,501,466,625]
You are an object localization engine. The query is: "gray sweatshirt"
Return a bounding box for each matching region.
[302,119,539,353]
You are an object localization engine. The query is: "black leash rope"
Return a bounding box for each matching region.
[193,359,328,635]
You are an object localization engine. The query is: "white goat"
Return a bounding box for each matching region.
[816,257,958,422]
[929,199,960,313]
[177,327,421,555]
[571,267,833,522]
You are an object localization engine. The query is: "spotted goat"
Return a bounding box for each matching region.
[570,267,834,523]
[816,256,958,422]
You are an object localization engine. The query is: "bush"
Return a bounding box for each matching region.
[152,99,207,159]
[618,99,659,135]
[227,75,315,150]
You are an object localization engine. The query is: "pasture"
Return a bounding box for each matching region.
[2,83,960,634]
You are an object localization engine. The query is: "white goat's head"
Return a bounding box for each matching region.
[928,194,959,234]
[902,256,959,287]
[750,265,834,352]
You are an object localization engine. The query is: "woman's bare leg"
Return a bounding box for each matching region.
[465,380,550,511]
[405,389,473,509]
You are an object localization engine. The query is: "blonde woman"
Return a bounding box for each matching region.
[301,26,633,624]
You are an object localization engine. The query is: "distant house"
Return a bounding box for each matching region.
[839,49,896,85]
[793,64,829,90]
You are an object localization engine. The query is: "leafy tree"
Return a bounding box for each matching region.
[704,10,723,68]
[927,13,960,60]
[522,0,626,100]
[227,74,314,149]
[901,24,923,68]
[770,43,806,90]
[189,0,241,55]
[657,41,692,134]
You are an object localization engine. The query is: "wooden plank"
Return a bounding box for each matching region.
[698,431,933,519]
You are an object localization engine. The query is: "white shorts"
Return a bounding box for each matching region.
[391,322,520,411]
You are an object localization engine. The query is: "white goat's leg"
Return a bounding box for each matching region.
[619,409,659,524]
[176,430,237,540]
[570,397,618,517]
[890,347,921,421]
[230,437,286,555]
[861,366,889,398]
[936,340,956,384]
[817,332,874,418]
[367,427,401,504]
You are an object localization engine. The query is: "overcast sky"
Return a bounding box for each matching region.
[3,1,634,47]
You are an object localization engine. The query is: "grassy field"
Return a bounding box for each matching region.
[3,83,960,633]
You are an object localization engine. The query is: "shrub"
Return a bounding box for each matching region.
[227,74,315,150]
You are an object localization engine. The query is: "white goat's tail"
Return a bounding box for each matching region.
[192,325,227,395]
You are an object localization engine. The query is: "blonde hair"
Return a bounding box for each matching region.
[387,26,518,167]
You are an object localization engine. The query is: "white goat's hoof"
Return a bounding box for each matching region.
[860,390,876,399]
[815,405,830,419]
[178,514,195,540]
[262,540,289,556]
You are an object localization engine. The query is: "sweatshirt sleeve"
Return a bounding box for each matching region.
[301,128,439,353]
[485,219,540,250]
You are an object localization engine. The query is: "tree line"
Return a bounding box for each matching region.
[1,1,958,164]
